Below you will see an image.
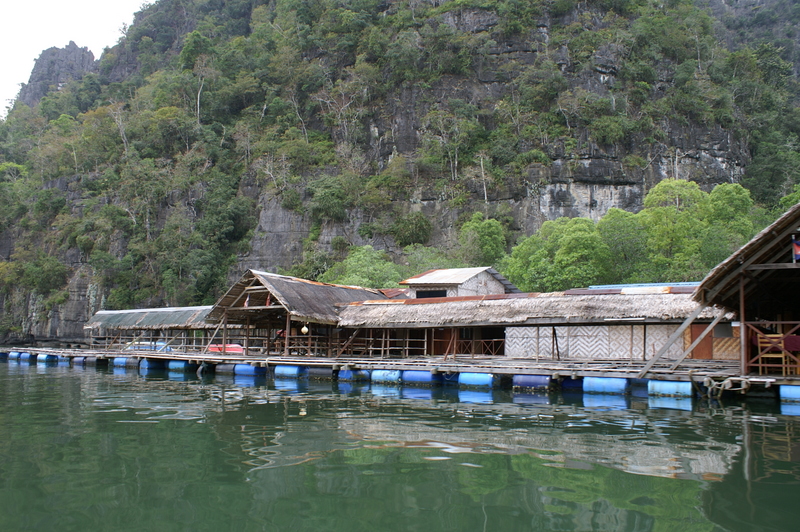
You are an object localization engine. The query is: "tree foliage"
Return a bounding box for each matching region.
[0,0,798,314]
[502,180,763,292]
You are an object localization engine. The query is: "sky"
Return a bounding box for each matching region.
[0,0,148,117]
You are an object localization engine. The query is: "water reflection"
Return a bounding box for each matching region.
[1,362,799,531]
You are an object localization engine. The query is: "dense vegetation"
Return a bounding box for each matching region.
[1,0,800,336]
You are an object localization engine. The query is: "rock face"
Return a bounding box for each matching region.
[17,41,97,108]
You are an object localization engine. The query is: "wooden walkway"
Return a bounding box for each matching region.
[7,345,794,386]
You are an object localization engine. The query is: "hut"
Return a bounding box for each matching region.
[204,269,391,356]
[694,202,800,376]
[84,306,216,352]
[337,288,735,361]
[400,267,520,298]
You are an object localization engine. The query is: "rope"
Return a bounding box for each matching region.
[702,376,751,398]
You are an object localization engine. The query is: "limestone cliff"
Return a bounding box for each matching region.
[17,41,97,108]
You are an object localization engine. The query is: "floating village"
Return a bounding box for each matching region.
[5,203,800,411]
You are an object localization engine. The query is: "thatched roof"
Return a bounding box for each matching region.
[337,292,730,328]
[400,267,521,293]
[207,269,387,325]
[85,306,215,331]
[694,202,800,310]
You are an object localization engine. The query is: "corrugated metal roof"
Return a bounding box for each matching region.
[85,306,215,330]
[400,267,491,285]
[399,267,521,293]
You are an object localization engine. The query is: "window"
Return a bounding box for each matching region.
[417,290,447,298]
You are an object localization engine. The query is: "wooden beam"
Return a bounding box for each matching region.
[703,224,800,306]
[669,311,726,370]
[336,329,363,358]
[745,263,800,270]
[637,302,709,378]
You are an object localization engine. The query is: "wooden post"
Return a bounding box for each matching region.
[284,314,291,357]
[245,316,251,357]
[739,273,747,375]
[222,309,228,355]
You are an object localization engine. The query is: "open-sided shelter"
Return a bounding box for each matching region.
[694,202,800,376]
[205,269,389,356]
[85,306,216,351]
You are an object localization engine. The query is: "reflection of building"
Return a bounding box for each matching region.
[331,399,740,481]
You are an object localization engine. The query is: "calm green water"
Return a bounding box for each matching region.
[1,361,798,532]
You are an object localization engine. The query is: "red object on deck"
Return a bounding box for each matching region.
[208,344,244,353]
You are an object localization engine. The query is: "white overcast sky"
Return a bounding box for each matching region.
[0,0,148,117]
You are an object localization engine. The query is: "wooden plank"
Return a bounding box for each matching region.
[745,263,800,270]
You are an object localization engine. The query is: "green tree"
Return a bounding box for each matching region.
[502,217,610,292]
[597,208,650,283]
[458,212,507,267]
[318,245,402,288]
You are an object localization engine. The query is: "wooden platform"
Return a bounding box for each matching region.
[8,345,795,386]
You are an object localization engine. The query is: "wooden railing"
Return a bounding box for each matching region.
[745,322,800,376]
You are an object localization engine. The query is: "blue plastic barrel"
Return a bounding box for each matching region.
[36,354,57,364]
[648,380,693,397]
[167,360,199,372]
[648,396,693,411]
[8,351,20,361]
[458,372,497,388]
[234,364,266,376]
[560,377,583,391]
[72,356,85,365]
[583,377,630,394]
[512,374,551,390]
[401,370,443,385]
[780,385,800,403]
[338,369,370,381]
[140,359,166,371]
[274,365,308,379]
[214,364,236,374]
[0,351,8,359]
[19,352,33,362]
[371,370,402,384]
